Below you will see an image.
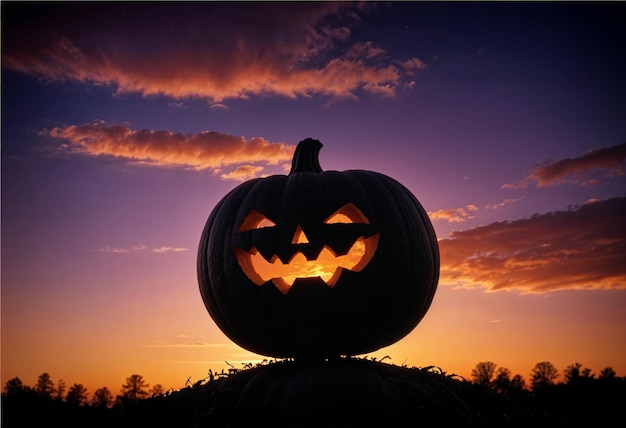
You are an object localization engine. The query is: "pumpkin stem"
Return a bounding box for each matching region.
[290,138,323,174]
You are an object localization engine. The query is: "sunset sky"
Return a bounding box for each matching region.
[2,2,625,396]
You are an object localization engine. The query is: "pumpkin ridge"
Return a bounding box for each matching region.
[372,171,439,329]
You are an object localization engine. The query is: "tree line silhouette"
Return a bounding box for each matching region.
[2,359,625,427]
[3,372,161,408]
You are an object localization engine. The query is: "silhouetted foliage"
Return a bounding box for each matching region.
[2,360,625,427]
[3,377,27,396]
[469,361,528,401]
[55,378,66,400]
[532,363,626,428]
[493,367,527,398]
[149,384,164,397]
[119,374,149,402]
[563,362,594,385]
[35,372,55,397]
[66,383,89,406]
[598,366,617,381]
[470,361,497,388]
[530,361,559,391]
[92,386,114,408]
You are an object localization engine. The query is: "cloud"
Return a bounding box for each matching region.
[439,197,626,293]
[399,57,428,73]
[146,341,234,348]
[346,41,386,60]
[484,198,523,210]
[152,246,188,253]
[2,2,425,102]
[46,121,294,178]
[503,143,626,189]
[209,103,229,110]
[429,205,478,223]
[98,245,130,254]
[97,244,188,254]
[219,165,266,181]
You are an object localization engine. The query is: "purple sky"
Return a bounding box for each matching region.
[2,2,625,394]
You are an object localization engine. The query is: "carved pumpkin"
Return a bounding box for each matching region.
[197,138,439,358]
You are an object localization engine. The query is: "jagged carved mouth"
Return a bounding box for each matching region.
[235,234,379,295]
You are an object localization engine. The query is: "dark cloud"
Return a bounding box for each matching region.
[439,197,626,293]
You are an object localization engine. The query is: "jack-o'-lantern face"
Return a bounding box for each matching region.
[198,138,439,359]
[234,202,380,295]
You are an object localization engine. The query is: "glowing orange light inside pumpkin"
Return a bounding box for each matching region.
[236,210,276,232]
[234,203,380,294]
[292,225,309,244]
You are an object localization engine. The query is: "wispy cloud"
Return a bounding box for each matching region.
[484,198,523,210]
[98,245,131,254]
[152,247,188,254]
[503,143,626,189]
[2,3,425,102]
[145,341,234,348]
[209,103,229,110]
[98,244,188,254]
[439,197,626,293]
[429,205,478,223]
[46,121,294,179]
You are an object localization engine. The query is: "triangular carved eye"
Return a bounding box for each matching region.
[324,203,370,224]
[237,210,277,233]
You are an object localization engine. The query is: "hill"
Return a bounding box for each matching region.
[3,358,624,427]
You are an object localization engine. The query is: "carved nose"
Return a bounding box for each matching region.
[291,225,309,244]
